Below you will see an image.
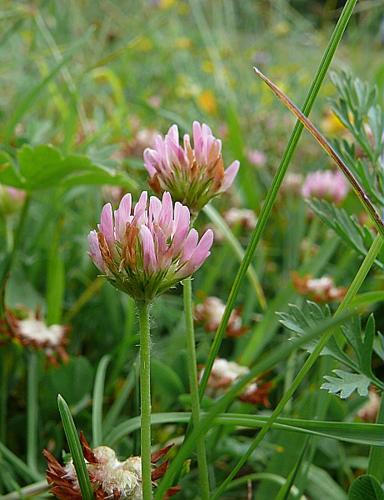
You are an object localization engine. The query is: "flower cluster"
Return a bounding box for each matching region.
[201,358,271,406]
[301,169,349,204]
[144,122,239,213]
[194,297,247,338]
[292,273,346,303]
[1,309,69,364]
[88,192,213,301]
[44,434,179,499]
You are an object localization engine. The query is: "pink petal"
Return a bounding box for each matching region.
[88,230,104,272]
[172,202,190,253]
[181,228,199,261]
[221,161,240,191]
[133,191,148,224]
[159,192,173,234]
[166,124,179,144]
[149,196,162,223]
[143,148,157,177]
[189,229,214,270]
[114,193,132,241]
[140,225,157,272]
[98,203,114,247]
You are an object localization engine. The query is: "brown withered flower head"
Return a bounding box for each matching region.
[200,358,272,407]
[44,433,180,499]
[0,309,69,364]
[292,273,346,303]
[194,296,247,338]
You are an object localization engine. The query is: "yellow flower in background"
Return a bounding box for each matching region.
[272,21,290,36]
[136,36,153,52]
[159,0,176,8]
[174,37,192,49]
[198,90,218,115]
[202,60,214,74]
[321,110,345,136]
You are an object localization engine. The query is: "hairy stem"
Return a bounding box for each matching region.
[137,301,152,500]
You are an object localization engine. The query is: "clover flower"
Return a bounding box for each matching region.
[194,297,247,338]
[292,273,346,303]
[1,309,69,364]
[200,358,271,407]
[44,434,179,499]
[88,191,213,301]
[223,208,257,231]
[357,388,380,422]
[143,122,240,214]
[246,149,267,168]
[301,169,349,204]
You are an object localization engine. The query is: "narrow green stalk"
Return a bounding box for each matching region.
[199,0,358,397]
[183,277,210,499]
[0,351,9,443]
[92,355,111,447]
[212,233,383,498]
[27,352,39,474]
[367,391,384,482]
[137,301,152,500]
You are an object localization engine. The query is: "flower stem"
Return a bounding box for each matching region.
[212,232,383,498]
[183,277,210,499]
[137,300,152,500]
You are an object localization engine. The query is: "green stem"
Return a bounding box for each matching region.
[183,277,210,499]
[137,301,152,500]
[212,233,383,498]
[27,351,39,474]
[199,0,358,397]
[1,481,49,499]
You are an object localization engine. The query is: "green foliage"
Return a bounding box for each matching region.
[348,475,384,500]
[321,369,371,399]
[0,144,137,191]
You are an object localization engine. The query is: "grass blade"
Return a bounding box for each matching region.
[92,355,111,447]
[57,395,94,500]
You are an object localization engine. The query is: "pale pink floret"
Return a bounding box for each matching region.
[88,231,104,272]
[143,121,240,212]
[301,170,349,204]
[88,191,213,300]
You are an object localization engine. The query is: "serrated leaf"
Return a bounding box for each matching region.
[321,369,370,399]
[348,474,384,500]
[278,302,354,368]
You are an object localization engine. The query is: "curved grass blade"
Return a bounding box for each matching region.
[57,395,94,500]
[253,67,384,238]
[0,441,41,482]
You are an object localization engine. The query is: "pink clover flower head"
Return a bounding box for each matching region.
[143,121,240,214]
[88,191,213,301]
[301,169,349,204]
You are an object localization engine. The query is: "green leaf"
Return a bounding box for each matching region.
[321,369,370,398]
[46,357,93,405]
[348,475,384,500]
[308,199,383,268]
[0,144,137,192]
[57,395,94,500]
